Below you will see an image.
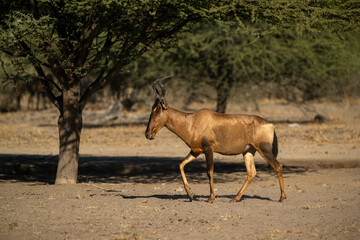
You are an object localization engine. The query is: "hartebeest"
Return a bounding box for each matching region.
[145,77,286,203]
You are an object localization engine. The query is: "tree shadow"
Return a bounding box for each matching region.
[0,154,312,184]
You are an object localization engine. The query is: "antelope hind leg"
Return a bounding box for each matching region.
[258,143,287,202]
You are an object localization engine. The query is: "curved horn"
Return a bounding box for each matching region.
[153,75,172,97]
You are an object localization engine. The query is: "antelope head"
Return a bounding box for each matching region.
[145,76,172,140]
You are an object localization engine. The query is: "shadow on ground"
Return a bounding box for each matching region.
[0,154,311,184]
[120,193,274,202]
[1,154,357,184]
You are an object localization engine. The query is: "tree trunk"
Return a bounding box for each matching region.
[215,76,234,114]
[216,87,229,113]
[55,87,83,184]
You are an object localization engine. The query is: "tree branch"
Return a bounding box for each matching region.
[79,64,122,111]
[84,32,114,74]
[74,9,123,68]
[28,0,40,19]
[79,13,201,111]
[17,40,60,110]
[139,16,199,57]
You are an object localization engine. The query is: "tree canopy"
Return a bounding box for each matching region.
[128,21,359,113]
[0,0,237,184]
[1,0,228,112]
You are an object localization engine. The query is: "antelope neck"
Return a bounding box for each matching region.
[164,107,192,145]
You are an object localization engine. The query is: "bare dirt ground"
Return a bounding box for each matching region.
[0,100,359,239]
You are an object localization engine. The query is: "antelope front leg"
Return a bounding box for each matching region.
[205,149,215,203]
[179,152,198,201]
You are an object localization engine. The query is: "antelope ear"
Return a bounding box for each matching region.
[160,99,168,110]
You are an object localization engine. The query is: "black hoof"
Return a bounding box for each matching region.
[188,194,194,202]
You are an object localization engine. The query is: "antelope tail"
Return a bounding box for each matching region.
[272,131,278,158]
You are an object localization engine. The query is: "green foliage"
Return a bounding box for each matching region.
[0,0,229,112]
[231,0,360,34]
[124,21,360,111]
[0,0,359,109]
[257,29,360,101]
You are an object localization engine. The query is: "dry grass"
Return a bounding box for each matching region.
[0,100,359,153]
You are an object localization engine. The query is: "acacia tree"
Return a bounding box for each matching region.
[0,0,228,184]
[174,23,252,113]
[252,29,360,102]
[0,0,358,183]
[171,1,360,112]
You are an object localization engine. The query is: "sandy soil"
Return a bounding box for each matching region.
[0,100,359,239]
